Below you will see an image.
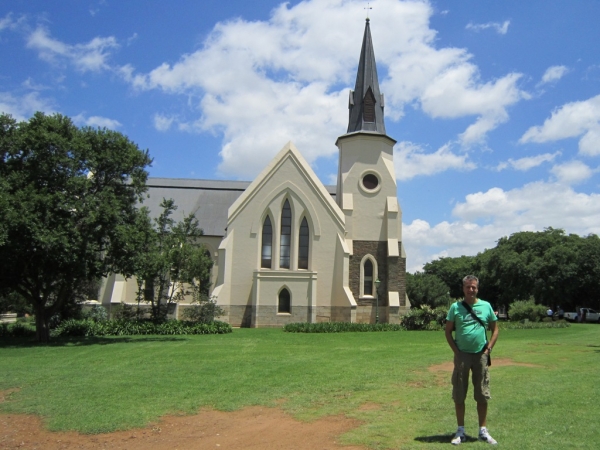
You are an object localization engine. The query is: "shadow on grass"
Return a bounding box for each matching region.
[414,434,478,444]
[0,336,190,348]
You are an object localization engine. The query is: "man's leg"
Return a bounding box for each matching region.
[455,402,466,426]
[477,401,487,427]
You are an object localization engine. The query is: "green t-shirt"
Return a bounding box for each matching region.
[446,299,497,353]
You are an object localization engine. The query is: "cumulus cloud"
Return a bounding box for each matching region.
[73,113,121,129]
[404,181,600,271]
[0,91,54,120]
[550,160,594,185]
[123,0,525,178]
[26,26,119,72]
[394,141,475,181]
[495,152,560,171]
[466,20,510,35]
[520,94,600,156]
[540,65,569,84]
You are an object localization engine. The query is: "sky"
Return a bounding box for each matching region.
[2,0,600,272]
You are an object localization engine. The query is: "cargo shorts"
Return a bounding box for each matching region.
[451,350,491,403]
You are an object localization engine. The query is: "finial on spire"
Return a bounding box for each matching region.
[365,2,372,20]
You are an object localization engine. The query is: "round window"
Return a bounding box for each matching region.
[362,173,379,190]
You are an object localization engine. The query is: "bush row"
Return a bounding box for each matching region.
[50,319,233,337]
[283,322,405,333]
[0,321,36,338]
[497,320,570,330]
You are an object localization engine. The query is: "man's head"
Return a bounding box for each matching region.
[462,275,479,302]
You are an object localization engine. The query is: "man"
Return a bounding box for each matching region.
[445,275,499,445]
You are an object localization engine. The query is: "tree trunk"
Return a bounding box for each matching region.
[34,302,50,343]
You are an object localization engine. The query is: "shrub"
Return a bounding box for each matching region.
[283,322,405,333]
[0,321,36,338]
[508,299,547,322]
[182,296,225,323]
[83,305,108,322]
[50,319,232,337]
[401,305,448,331]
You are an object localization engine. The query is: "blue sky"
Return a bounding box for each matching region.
[2,0,600,272]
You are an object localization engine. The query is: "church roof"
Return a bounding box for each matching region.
[142,177,335,237]
[346,18,386,135]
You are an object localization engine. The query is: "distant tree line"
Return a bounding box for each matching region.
[406,227,600,312]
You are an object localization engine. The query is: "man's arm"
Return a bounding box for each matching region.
[485,321,499,354]
[445,320,459,354]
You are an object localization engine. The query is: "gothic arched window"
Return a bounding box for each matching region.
[363,259,373,296]
[278,288,291,313]
[280,200,292,269]
[298,217,309,270]
[261,215,273,268]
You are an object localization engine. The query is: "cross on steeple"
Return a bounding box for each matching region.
[365,2,372,19]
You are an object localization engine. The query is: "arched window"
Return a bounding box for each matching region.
[280,200,291,269]
[363,259,373,296]
[298,217,309,270]
[261,216,273,268]
[278,288,291,313]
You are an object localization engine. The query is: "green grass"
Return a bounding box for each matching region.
[1,324,599,449]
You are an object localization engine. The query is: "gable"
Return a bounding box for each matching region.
[227,142,344,231]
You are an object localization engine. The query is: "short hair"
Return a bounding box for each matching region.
[462,275,479,286]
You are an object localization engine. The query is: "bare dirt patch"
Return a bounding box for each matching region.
[0,406,367,450]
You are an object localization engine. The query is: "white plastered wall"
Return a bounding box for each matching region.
[213,142,353,325]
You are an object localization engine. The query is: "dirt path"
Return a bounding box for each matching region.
[0,406,367,450]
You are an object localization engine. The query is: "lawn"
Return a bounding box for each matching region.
[1,324,599,449]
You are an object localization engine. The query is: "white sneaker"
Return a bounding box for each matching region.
[478,428,497,445]
[451,432,466,445]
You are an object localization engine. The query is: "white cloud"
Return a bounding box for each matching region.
[73,113,121,129]
[540,65,569,84]
[466,20,510,35]
[26,26,119,72]
[0,91,54,120]
[550,160,594,185]
[520,94,600,156]
[495,152,560,171]
[394,141,475,181]
[0,13,24,32]
[124,0,526,178]
[404,180,600,271]
[153,113,175,131]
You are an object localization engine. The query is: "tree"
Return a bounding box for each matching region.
[405,272,450,308]
[423,255,477,298]
[0,112,151,342]
[131,199,213,322]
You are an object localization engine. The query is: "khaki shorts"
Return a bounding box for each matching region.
[451,350,491,403]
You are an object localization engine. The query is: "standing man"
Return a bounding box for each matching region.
[445,275,499,445]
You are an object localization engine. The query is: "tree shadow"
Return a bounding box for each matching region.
[414,434,478,444]
[0,336,190,348]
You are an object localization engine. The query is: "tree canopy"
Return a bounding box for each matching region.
[409,228,600,311]
[0,112,152,341]
[129,199,213,321]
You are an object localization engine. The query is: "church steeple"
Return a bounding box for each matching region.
[347,18,386,135]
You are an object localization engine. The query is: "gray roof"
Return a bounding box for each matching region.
[142,177,336,237]
[346,19,386,135]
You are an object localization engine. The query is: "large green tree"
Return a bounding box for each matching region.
[423,255,477,298]
[0,112,151,341]
[405,272,450,308]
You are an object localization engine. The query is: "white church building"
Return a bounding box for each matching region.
[100,19,409,326]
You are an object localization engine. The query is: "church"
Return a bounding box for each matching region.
[99,19,409,326]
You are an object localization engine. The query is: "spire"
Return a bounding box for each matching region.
[347,18,386,134]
